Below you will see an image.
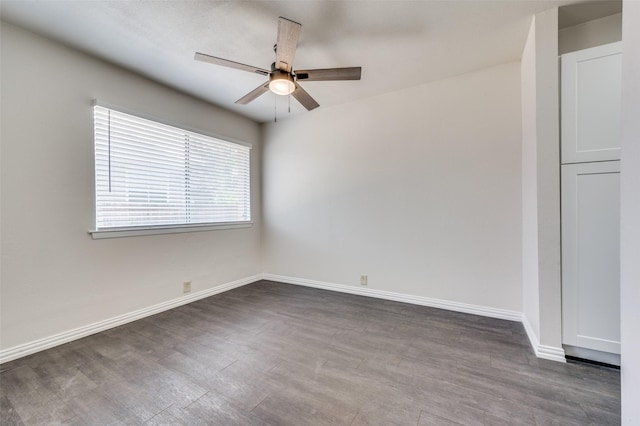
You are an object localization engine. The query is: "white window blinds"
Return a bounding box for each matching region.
[94,105,251,229]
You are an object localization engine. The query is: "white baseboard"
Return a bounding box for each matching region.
[261,273,523,322]
[1,273,566,365]
[537,345,567,363]
[522,314,566,363]
[0,274,263,364]
[268,274,565,364]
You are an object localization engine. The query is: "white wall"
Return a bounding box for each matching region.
[519,9,565,360]
[521,17,541,344]
[0,22,262,352]
[620,1,640,423]
[534,8,563,353]
[519,8,564,361]
[559,13,622,55]
[262,62,523,313]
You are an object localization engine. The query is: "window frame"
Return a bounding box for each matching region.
[89,101,252,239]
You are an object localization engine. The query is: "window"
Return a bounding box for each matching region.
[92,105,251,237]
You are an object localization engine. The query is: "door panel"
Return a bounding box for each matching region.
[561,161,620,354]
[561,42,622,164]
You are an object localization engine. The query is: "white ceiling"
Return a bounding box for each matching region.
[1,0,608,123]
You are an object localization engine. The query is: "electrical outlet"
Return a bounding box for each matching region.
[360,275,368,286]
[183,281,192,293]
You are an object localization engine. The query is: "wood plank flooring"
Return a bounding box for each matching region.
[0,280,620,425]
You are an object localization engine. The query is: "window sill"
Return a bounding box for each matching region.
[89,222,253,239]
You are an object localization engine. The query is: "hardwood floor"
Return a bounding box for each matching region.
[0,280,620,425]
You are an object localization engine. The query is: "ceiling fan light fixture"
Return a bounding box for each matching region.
[269,71,295,95]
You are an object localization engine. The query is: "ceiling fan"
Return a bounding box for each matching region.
[194,17,362,111]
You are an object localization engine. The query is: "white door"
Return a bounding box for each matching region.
[561,161,620,355]
[561,42,622,164]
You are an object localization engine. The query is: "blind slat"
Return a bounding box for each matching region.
[94,105,251,229]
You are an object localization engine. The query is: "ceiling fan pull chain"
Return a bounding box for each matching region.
[274,95,277,123]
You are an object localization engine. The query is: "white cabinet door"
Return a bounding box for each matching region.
[561,42,622,164]
[561,161,620,354]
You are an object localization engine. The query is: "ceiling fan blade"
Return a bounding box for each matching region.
[194,52,270,76]
[295,67,362,81]
[275,17,302,73]
[235,82,270,105]
[292,83,319,111]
